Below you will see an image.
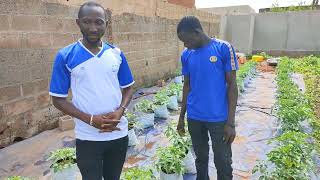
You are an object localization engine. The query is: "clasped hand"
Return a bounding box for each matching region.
[91,109,123,133]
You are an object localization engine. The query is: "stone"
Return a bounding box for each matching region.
[58,115,74,131]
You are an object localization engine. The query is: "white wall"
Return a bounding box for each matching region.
[221,10,320,56]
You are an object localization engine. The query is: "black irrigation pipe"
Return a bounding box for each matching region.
[133,92,157,100]
[239,105,273,110]
[237,104,279,118]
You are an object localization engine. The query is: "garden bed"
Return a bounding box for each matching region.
[2,60,285,180]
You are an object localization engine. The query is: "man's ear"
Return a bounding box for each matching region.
[76,19,80,28]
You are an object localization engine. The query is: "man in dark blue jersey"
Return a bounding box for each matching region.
[176,16,238,180]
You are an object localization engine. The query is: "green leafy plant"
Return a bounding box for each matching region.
[164,121,191,156]
[254,56,319,179]
[153,89,169,106]
[125,112,138,130]
[155,145,185,175]
[135,99,155,113]
[291,56,320,152]
[258,52,273,59]
[126,112,136,122]
[292,56,320,109]
[236,60,257,92]
[245,54,253,60]
[166,83,183,97]
[48,148,76,173]
[6,176,33,180]
[126,112,143,130]
[274,57,318,132]
[270,0,312,12]
[120,167,155,180]
[253,131,314,180]
[175,68,182,76]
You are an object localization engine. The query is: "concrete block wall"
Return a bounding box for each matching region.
[111,13,220,87]
[254,11,320,56]
[167,0,195,8]
[221,10,320,56]
[155,0,220,23]
[112,14,180,87]
[0,0,220,147]
[43,0,220,23]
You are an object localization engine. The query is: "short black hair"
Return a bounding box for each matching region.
[78,1,106,19]
[177,16,203,34]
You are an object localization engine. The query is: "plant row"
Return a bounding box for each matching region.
[253,56,319,180]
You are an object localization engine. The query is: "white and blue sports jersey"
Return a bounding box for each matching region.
[181,38,238,122]
[49,40,134,141]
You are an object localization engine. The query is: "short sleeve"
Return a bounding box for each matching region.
[181,50,189,76]
[49,52,71,97]
[118,52,135,88]
[221,43,239,72]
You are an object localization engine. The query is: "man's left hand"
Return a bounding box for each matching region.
[103,108,124,121]
[98,108,124,133]
[223,124,236,144]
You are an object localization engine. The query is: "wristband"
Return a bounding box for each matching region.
[120,105,128,113]
[89,115,94,126]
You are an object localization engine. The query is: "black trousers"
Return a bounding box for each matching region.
[188,119,233,180]
[76,136,128,180]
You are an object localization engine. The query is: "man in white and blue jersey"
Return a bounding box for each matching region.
[176,16,238,180]
[49,2,134,180]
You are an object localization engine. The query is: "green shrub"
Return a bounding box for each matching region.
[153,89,169,106]
[155,145,185,175]
[135,99,155,113]
[48,148,76,173]
[121,167,155,180]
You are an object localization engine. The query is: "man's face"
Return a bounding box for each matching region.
[76,6,108,44]
[178,31,202,49]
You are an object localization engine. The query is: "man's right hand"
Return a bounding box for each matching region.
[91,115,121,133]
[177,116,186,135]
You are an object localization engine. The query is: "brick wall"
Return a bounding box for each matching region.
[0,0,220,147]
[0,0,112,147]
[43,0,220,23]
[112,13,220,86]
[112,14,180,86]
[167,0,195,8]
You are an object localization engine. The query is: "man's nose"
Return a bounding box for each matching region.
[88,24,98,33]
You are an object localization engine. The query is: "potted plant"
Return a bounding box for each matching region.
[166,84,182,110]
[134,99,155,128]
[153,89,170,119]
[164,122,192,154]
[126,112,140,146]
[48,147,77,180]
[155,145,185,180]
[174,68,183,84]
[164,122,196,174]
[166,84,183,103]
[120,167,155,180]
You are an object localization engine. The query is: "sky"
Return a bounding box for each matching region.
[195,0,313,12]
